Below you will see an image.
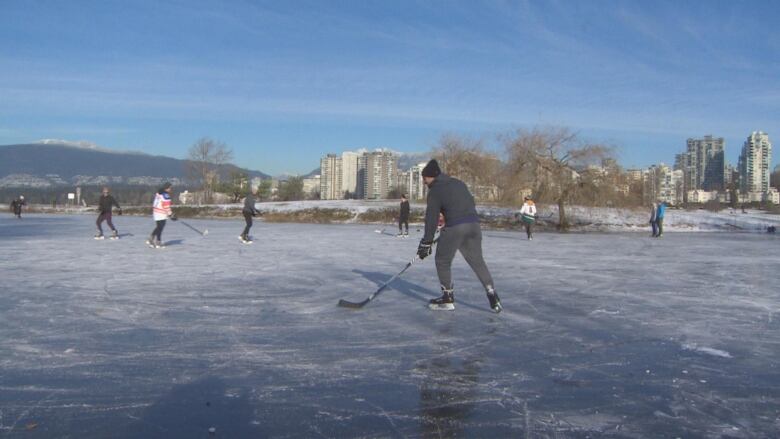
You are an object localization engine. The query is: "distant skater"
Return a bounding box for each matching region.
[655,201,666,237]
[649,202,658,237]
[95,187,122,239]
[398,194,410,237]
[518,196,537,240]
[146,182,175,249]
[240,189,259,243]
[417,159,502,313]
[10,195,25,218]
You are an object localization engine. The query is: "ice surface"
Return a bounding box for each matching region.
[1,214,779,437]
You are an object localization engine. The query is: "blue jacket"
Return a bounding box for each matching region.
[656,202,666,219]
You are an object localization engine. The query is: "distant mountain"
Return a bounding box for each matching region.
[0,142,270,188]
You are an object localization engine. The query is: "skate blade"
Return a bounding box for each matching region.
[428,303,455,311]
[94,236,104,240]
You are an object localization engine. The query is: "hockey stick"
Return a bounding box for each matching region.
[338,238,438,309]
[177,219,209,236]
[375,228,401,237]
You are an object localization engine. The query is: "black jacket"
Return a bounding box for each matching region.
[98,195,120,213]
[10,199,25,213]
[399,200,410,221]
[422,173,478,242]
[242,195,258,215]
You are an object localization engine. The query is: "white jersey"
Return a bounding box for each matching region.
[519,202,537,217]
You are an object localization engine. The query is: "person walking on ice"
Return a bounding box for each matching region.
[240,189,259,243]
[95,187,122,239]
[10,195,25,218]
[398,194,410,237]
[655,201,666,238]
[416,159,502,313]
[649,202,658,237]
[146,182,176,248]
[518,196,537,240]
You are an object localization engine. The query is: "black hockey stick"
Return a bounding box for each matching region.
[177,219,208,236]
[338,238,438,309]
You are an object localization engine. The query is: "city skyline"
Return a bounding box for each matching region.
[2,1,779,175]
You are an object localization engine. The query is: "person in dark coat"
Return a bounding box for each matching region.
[240,189,259,243]
[417,159,502,313]
[398,194,410,237]
[10,195,25,218]
[95,187,122,239]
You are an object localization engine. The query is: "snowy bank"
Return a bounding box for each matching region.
[22,201,780,232]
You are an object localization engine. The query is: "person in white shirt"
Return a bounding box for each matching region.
[518,196,537,240]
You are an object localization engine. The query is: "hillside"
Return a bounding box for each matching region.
[0,142,270,187]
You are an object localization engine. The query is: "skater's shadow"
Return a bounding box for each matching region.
[353,270,488,312]
[165,239,185,246]
[118,233,134,238]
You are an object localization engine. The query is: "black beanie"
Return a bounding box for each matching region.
[421,159,441,178]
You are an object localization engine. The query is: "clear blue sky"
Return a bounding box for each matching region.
[1,0,779,175]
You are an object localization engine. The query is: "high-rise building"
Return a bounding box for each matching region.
[738,131,772,195]
[357,150,398,199]
[341,151,360,198]
[645,163,682,205]
[683,135,725,192]
[407,162,428,200]
[319,154,342,200]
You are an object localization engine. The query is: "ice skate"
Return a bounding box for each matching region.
[428,286,455,311]
[486,287,502,314]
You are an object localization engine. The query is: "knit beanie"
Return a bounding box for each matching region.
[421,159,441,178]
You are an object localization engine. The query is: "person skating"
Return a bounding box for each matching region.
[398,194,410,237]
[649,202,658,237]
[416,159,502,313]
[95,187,122,239]
[146,182,176,248]
[518,196,537,240]
[655,201,666,237]
[240,189,259,243]
[10,195,25,218]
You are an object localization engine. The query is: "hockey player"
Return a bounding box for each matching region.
[10,195,25,218]
[146,182,176,248]
[416,159,502,313]
[240,189,259,243]
[95,187,122,239]
[398,194,410,237]
[518,196,537,240]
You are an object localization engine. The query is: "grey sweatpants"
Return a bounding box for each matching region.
[435,222,494,291]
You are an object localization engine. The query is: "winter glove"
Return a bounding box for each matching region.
[417,240,433,260]
[117,209,122,216]
[169,213,178,221]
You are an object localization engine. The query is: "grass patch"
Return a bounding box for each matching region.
[262,208,354,223]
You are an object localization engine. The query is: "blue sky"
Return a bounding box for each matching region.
[1,0,779,175]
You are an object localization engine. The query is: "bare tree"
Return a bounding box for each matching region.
[188,137,233,203]
[277,176,305,201]
[505,127,611,230]
[432,134,504,202]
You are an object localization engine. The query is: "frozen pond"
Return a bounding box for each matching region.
[1,214,779,437]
